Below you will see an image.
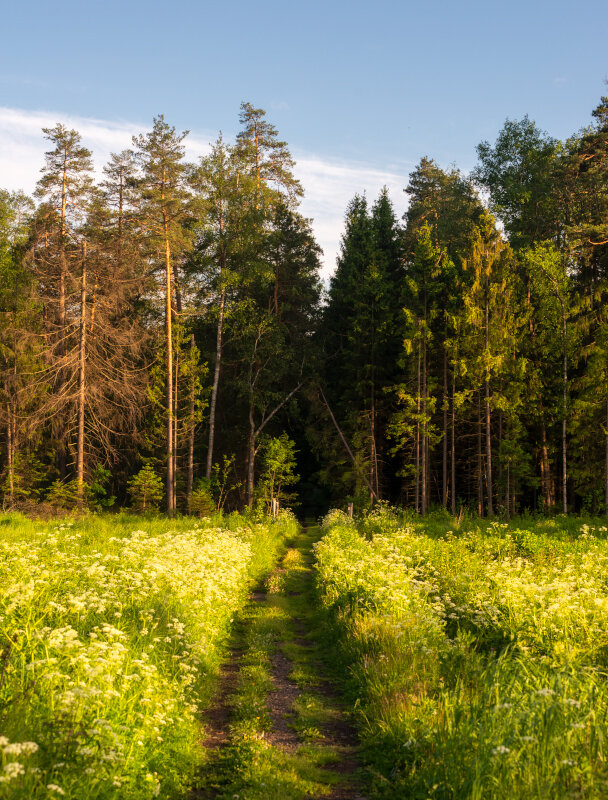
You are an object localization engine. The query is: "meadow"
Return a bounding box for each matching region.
[0,511,294,799]
[4,506,608,800]
[314,508,608,799]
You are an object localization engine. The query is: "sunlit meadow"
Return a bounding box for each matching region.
[315,508,608,799]
[0,511,294,799]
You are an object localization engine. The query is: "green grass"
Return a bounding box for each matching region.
[0,510,292,799]
[314,507,608,799]
[201,525,357,799]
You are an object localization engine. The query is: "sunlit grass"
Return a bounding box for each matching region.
[0,510,293,799]
[314,508,608,799]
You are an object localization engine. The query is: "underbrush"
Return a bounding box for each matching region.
[0,510,294,798]
[314,507,608,799]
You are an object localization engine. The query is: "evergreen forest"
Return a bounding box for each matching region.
[2,96,608,518]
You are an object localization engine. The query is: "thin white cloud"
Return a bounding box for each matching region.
[0,106,410,277]
[0,107,213,188]
[295,153,409,277]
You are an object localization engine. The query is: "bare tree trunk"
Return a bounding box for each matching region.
[370,302,379,502]
[451,368,456,516]
[76,242,87,506]
[539,412,554,508]
[561,308,568,514]
[606,370,608,517]
[442,349,448,508]
[247,401,256,508]
[206,287,225,479]
[370,387,379,501]
[478,394,483,516]
[485,297,493,516]
[164,224,175,516]
[6,396,14,507]
[498,410,503,512]
[274,263,279,316]
[415,336,421,514]
[57,151,68,480]
[174,340,179,507]
[173,271,181,509]
[187,333,195,513]
[422,330,428,515]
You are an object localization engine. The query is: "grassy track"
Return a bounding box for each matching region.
[196,525,366,800]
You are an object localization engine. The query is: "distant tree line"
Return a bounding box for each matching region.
[1,95,608,516]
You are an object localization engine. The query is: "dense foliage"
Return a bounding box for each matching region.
[2,94,608,515]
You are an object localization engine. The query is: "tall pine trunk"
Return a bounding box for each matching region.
[247,402,256,507]
[173,339,179,507]
[485,296,493,515]
[76,242,87,506]
[442,348,448,508]
[57,151,69,480]
[422,331,428,515]
[561,305,568,514]
[206,200,226,480]
[605,369,608,517]
[6,394,14,508]
[451,369,456,516]
[164,222,175,516]
[415,334,421,513]
[539,411,554,507]
[187,333,196,512]
[477,393,483,516]
[498,409,503,512]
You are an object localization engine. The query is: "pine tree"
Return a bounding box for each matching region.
[134,116,193,515]
[32,124,94,482]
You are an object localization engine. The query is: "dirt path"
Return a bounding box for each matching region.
[194,526,367,800]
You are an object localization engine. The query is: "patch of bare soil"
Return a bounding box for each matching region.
[266,648,302,752]
[200,645,242,750]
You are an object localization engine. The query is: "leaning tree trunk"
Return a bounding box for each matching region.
[206,287,225,479]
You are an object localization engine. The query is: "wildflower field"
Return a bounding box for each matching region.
[0,512,292,799]
[314,509,608,799]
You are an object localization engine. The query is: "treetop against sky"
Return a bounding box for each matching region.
[1,0,606,275]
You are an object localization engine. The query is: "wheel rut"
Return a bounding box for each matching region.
[193,525,367,799]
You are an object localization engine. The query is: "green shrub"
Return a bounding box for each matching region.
[127,465,163,513]
[190,479,215,516]
[45,479,83,512]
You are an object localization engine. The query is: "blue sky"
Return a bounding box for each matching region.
[1,0,607,274]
